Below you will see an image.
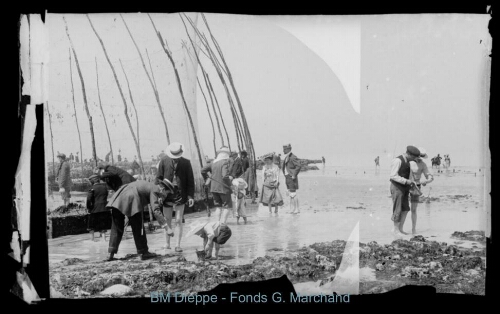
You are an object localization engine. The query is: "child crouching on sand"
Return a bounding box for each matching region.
[232,178,248,224]
[186,214,232,260]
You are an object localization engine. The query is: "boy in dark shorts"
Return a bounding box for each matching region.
[389,146,419,236]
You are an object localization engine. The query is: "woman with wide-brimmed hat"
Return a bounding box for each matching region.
[105,179,175,261]
[408,147,434,234]
[260,153,284,214]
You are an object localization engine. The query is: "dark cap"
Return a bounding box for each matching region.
[88,174,100,181]
[406,146,421,157]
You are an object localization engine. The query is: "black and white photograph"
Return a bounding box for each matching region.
[10,8,492,305]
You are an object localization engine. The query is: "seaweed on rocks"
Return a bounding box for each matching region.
[49,235,486,297]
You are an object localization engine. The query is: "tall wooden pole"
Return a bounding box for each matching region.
[95,58,114,165]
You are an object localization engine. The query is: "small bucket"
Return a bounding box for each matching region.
[196,249,206,261]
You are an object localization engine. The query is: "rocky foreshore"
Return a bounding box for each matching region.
[49,231,486,298]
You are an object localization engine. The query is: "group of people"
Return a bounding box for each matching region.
[390,146,434,236]
[77,140,307,261]
[81,142,242,261]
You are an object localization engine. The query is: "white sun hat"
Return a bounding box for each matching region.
[166,142,184,159]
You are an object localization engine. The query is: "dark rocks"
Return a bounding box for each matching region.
[50,235,486,297]
[62,258,84,266]
[410,235,426,242]
[451,231,486,242]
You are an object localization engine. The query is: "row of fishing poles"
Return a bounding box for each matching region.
[46,13,257,190]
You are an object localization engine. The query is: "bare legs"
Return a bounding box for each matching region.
[398,211,409,234]
[163,207,173,250]
[163,205,185,251]
[411,202,418,234]
[174,205,184,250]
[289,192,300,214]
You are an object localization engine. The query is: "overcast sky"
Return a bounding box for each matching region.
[46,13,491,168]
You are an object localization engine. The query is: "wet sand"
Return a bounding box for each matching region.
[49,166,486,265]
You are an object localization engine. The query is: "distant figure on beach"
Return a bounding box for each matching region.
[156,142,195,253]
[75,152,79,163]
[375,156,380,168]
[283,144,301,214]
[260,153,284,214]
[86,174,110,242]
[431,154,442,169]
[408,148,434,235]
[444,154,451,169]
[389,146,419,236]
[117,150,122,162]
[56,153,72,207]
[69,153,74,162]
[322,156,326,167]
[201,146,234,224]
[105,179,174,261]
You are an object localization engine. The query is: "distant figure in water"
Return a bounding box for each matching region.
[444,154,451,169]
[282,144,301,214]
[375,156,380,168]
[322,156,326,166]
[390,146,419,236]
[431,154,442,169]
[408,148,434,235]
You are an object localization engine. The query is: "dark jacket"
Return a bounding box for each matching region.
[282,153,301,177]
[241,157,250,173]
[106,181,165,220]
[391,155,411,192]
[103,165,136,186]
[231,157,245,178]
[86,182,109,214]
[201,158,232,194]
[156,156,195,203]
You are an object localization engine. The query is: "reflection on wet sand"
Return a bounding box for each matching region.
[49,166,486,266]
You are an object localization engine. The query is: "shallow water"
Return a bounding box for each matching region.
[48,166,487,266]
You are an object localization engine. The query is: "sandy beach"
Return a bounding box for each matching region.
[48,165,487,265]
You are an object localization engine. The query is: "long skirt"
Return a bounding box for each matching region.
[260,184,284,207]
